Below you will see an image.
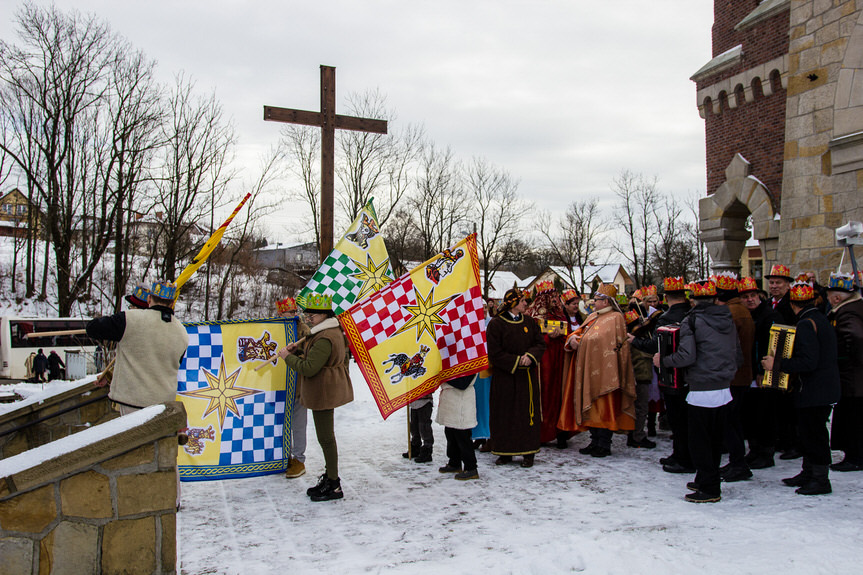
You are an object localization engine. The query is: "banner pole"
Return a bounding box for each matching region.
[406,406,412,459]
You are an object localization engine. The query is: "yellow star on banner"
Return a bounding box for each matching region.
[394,287,455,342]
[180,355,260,429]
[352,254,393,301]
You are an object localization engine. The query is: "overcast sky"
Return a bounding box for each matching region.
[1,1,715,245]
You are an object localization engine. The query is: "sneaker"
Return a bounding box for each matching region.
[721,466,753,483]
[439,463,461,473]
[663,461,696,474]
[285,458,306,478]
[685,490,721,503]
[310,477,344,502]
[686,481,700,492]
[590,447,611,458]
[830,460,863,472]
[454,469,479,480]
[578,445,596,455]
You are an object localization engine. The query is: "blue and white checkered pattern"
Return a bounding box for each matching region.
[218,390,286,465]
[179,324,224,390]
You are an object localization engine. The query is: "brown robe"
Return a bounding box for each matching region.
[558,307,636,431]
[487,312,546,456]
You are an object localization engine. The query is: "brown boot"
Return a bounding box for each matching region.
[285,458,306,478]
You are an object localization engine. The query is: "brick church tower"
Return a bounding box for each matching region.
[695,0,863,280]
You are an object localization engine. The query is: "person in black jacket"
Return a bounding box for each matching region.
[47,351,65,380]
[629,277,694,473]
[825,273,863,472]
[738,279,783,469]
[762,280,840,495]
[33,349,48,382]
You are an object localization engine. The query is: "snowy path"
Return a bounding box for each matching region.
[178,367,863,574]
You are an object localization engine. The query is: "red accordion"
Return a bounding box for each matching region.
[656,325,685,390]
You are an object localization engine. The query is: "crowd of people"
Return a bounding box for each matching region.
[395,266,861,504]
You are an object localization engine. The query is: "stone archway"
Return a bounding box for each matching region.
[699,153,779,275]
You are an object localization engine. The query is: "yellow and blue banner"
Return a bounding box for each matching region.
[340,234,489,419]
[176,316,298,481]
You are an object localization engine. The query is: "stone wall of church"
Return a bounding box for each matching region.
[779,0,862,278]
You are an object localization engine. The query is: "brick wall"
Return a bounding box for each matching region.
[0,402,186,575]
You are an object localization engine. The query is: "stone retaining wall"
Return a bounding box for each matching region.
[0,401,186,575]
[0,381,117,460]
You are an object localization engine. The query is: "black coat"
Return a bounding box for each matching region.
[828,294,863,397]
[631,302,691,354]
[751,299,783,377]
[770,292,797,326]
[776,306,840,408]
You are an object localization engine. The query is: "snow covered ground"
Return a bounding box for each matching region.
[177,363,863,575]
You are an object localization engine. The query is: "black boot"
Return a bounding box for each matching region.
[402,444,421,459]
[783,458,812,487]
[306,474,328,497]
[647,413,657,437]
[414,446,433,463]
[310,477,344,501]
[796,465,831,495]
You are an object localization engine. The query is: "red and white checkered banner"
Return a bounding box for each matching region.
[339,234,489,419]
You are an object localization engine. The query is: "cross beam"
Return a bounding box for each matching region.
[264,65,388,262]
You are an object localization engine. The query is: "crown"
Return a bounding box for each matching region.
[738,277,759,293]
[790,281,815,302]
[419,344,430,354]
[595,283,618,299]
[690,279,717,298]
[714,272,739,292]
[131,284,151,302]
[827,272,854,292]
[766,264,793,280]
[298,292,333,312]
[151,280,177,300]
[624,310,640,325]
[642,285,658,297]
[276,297,297,314]
[663,277,685,292]
[535,280,555,294]
[631,288,643,301]
[561,289,579,303]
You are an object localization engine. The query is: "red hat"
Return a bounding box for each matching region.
[663,277,686,293]
[642,285,658,297]
[691,279,717,298]
[624,310,640,325]
[561,289,579,304]
[738,277,759,293]
[276,297,297,314]
[715,272,739,292]
[535,280,555,294]
[631,288,643,301]
[789,281,815,302]
[765,264,793,281]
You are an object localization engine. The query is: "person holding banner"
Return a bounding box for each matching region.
[487,288,546,468]
[278,292,353,502]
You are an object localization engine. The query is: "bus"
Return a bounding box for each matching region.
[0,317,101,380]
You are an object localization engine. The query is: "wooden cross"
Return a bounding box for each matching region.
[264,65,388,262]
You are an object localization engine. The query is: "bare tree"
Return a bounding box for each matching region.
[649,197,698,281]
[279,125,320,249]
[465,156,532,299]
[611,170,662,288]
[154,73,236,282]
[336,89,424,229]
[537,197,607,293]
[684,190,711,278]
[0,4,155,315]
[409,143,468,260]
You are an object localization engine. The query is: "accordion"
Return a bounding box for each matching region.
[540,320,567,334]
[762,323,796,391]
[656,325,684,390]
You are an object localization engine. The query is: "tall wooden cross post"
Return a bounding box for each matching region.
[264,65,388,263]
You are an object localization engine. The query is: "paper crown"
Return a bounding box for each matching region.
[827,272,855,292]
[535,280,555,294]
[715,272,739,292]
[624,310,640,325]
[642,285,658,297]
[276,297,297,314]
[297,292,333,312]
[561,289,579,304]
[151,280,177,301]
[594,283,618,299]
[663,277,686,292]
[765,264,793,280]
[631,288,643,301]
[690,279,717,298]
[790,281,815,302]
[125,284,150,309]
[738,277,759,293]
